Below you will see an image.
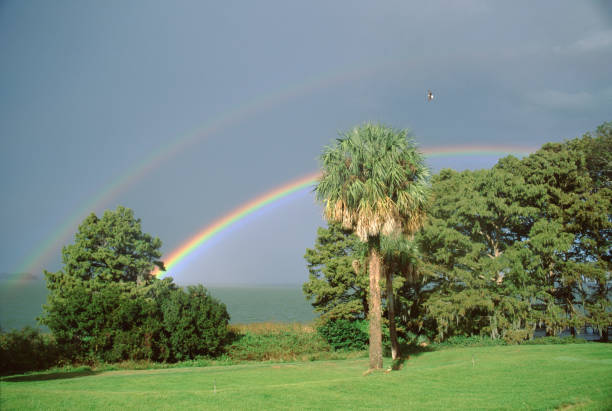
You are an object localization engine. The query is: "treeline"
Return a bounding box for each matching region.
[1,207,230,374]
[304,122,611,344]
[2,123,609,375]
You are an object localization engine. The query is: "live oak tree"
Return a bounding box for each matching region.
[316,123,429,369]
[306,123,610,346]
[565,124,611,340]
[420,123,611,341]
[498,124,611,338]
[417,167,543,341]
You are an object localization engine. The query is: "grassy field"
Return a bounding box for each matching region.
[1,344,611,410]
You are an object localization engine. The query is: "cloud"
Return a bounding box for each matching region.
[526,89,594,110]
[554,29,612,54]
[524,87,612,111]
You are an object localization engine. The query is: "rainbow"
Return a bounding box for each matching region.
[154,171,321,278]
[422,145,535,157]
[155,144,537,278]
[16,62,390,277]
[14,50,535,278]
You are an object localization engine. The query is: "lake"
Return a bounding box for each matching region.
[0,278,316,331]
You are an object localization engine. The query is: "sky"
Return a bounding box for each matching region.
[1,0,611,286]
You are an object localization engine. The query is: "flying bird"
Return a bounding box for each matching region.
[427,90,434,102]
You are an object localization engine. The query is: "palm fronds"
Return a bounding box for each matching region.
[317,123,430,241]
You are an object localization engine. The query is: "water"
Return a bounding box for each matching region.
[0,277,316,331]
[207,286,316,324]
[1,278,604,338]
[0,277,49,331]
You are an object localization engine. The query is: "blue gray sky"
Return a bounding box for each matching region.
[1,1,611,285]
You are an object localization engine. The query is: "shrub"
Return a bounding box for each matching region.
[521,336,588,345]
[0,327,60,375]
[503,329,531,345]
[40,278,160,363]
[228,324,330,361]
[317,319,369,351]
[40,277,230,364]
[159,285,230,361]
[433,335,507,349]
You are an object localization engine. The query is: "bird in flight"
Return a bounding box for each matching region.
[427,90,434,102]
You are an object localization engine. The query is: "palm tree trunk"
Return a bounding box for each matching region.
[368,245,383,370]
[385,269,400,361]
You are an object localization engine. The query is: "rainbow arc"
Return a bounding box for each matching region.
[156,144,536,279]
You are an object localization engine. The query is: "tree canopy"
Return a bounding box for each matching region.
[306,122,611,345]
[303,223,368,321]
[40,206,230,363]
[50,206,165,285]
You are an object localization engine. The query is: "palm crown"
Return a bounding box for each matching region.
[316,123,429,241]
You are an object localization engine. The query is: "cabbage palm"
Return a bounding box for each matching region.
[381,234,421,361]
[316,123,429,369]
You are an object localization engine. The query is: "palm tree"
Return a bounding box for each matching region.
[316,123,429,369]
[380,234,421,361]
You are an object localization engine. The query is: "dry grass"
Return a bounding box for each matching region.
[229,322,315,335]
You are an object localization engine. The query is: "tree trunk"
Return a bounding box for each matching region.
[368,245,383,370]
[385,269,400,361]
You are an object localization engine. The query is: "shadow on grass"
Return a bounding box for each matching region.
[386,342,435,370]
[2,369,102,382]
[402,342,436,355]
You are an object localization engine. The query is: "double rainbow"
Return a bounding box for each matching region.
[16,62,391,278]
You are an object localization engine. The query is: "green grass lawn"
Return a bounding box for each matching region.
[2,344,611,410]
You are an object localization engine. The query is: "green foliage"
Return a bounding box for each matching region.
[40,207,230,365]
[227,325,330,361]
[316,123,429,241]
[408,166,543,341]
[416,123,612,341]
[315,122,431,368]
[159,285,230,361]
[432,335,507,349]
[0,327,60,374]
[520,336,589,345]
[40,277,230,364]
[307,122,611,345]
[47,206,164,284]
[303,223,368,321]
[40,277,160,363]
[317,319,369,351]
[498,126,611,335]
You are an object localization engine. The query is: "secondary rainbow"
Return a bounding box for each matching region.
[156,144,537,278]
[14,55,530,278]
[16,61,396,279]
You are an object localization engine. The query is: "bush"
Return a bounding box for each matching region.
[433,335,508,349]
[317,319,369,351]
[503,329,531,345]
[159,285,230,361]
[0,327,60,375]
[228,324,330,361]
[521,336,588,345]
[40,277,230,364]
[40,278,160,363]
